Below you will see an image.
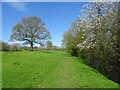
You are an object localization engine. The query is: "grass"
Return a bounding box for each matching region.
[0,52,2,89]
[2,51,118,88]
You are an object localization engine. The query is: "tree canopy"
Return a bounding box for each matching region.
[10,16,51,50]
[62,2,120,84]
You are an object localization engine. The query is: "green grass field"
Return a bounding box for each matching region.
[2,51,118,88]
[0,52,2,89]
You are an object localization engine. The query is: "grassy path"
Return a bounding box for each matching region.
[2,51,118,88]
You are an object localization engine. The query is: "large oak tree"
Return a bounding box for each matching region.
[10,16,51,50]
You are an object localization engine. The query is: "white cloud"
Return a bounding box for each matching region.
[7,41,25,45]
[8,2,27,12]
[3,0,28,12]
[2,0,28,12]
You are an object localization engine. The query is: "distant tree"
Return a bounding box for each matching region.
[53,45,59,50]
[10,43,21,51]
[0,41,2,51]
[62,19,86,56]
[46,41,53,50]
[10,16,51,50]
[0,41,9,51]
[62,30,72,47]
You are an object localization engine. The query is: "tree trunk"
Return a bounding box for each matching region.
[31,42,33,51]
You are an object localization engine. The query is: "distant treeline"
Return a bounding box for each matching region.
[0,41,64,51]
[0,41,21,51]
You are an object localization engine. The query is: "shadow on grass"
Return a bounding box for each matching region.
[42,51,53,53]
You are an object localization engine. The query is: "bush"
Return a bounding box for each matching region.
[69,47,78,56]
[78,48,88,59]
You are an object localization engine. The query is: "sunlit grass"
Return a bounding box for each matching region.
[0,52,2,89]
[2,51,118,88]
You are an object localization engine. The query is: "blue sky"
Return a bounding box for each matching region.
[2,2,88,47]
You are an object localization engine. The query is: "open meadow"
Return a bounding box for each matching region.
[2,51,118,88]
